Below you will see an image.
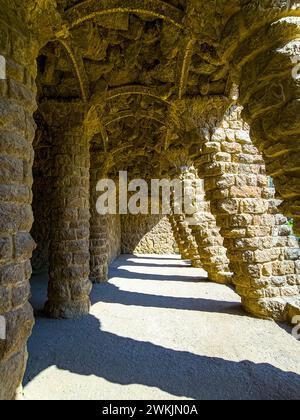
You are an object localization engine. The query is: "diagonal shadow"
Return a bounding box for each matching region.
[91,283,242,316]
[109,267,208,283]
[115,262,192,269]
[121,255,182,261]
[23,313,300,400]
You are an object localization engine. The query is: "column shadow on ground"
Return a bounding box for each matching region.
[24,312,300,400]
[26,256,300,400]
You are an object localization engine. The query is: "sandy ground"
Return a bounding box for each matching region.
[23,255,300,400]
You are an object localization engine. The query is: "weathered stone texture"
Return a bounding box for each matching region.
[40,103,92,319]
[107,214,121,264]
[90,149,109,282]
[185,172,232,285]
[0,18,38,400]
[196,106,300,320]
[122,214,177,255]
[31,116,52,272]
[229,10,300,236]
[89,147,122,282]
[1,0,300,401]
[168,213,200,264]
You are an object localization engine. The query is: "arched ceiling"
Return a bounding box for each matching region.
[35,0,239,164]
[36,0,240,103]
[33,0,297,170]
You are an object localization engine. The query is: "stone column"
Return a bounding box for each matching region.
[41,102,92,319]
[168,185,202,267]
[0,20,38,399]
[185,171,232,285]
[168,213,202,267]
[90,148,109,283]
[196,106,300,320]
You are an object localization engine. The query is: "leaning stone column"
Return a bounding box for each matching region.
[184,170,232,285]
[40,102,92,319]
[197,105,300,320]
[0,20,38,399]
[168,213,202,267]
[168,184,202,267]
[228,7,300,235]
[90,147,109,283]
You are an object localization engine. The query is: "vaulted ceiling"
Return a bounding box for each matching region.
[29,0,295,176]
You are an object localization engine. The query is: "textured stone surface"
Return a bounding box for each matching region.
[0,16,38,400]
[31,114,52,273]
[40,102,92,319]
[122,214,177,255]
[0,0,300,401]
[168,213,201,265]
[196,106,300,320]
[185,171,232,284]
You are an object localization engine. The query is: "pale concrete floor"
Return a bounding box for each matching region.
[24,255,300,400]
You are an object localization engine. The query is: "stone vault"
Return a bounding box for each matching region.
[0,0,299,400]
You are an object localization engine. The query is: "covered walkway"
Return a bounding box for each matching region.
[24,255,300,400]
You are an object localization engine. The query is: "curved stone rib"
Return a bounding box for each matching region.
[104,110,166,127]
[64,0,184,30]
[177,38,195,99]
[58,39,90,102]
[99,85,172,106]
[85,105,109,151]
[89,86,170,150]
[221,3,300,61]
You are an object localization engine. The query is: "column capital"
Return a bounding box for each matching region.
[38,100,89,129]
[173,96,232,132]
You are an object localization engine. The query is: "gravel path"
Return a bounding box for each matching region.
[24,255,300,400]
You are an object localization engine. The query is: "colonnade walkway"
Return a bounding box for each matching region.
[24,255,300,400]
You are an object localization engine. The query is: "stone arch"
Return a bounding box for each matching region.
[99,85,173,106]
[103,111,166,127]
[224,4,300,235]
[57,38,90,102]
[86,88,172,282]
[86,85,177,152]
[63,0,185,31]
[1,0,300,401]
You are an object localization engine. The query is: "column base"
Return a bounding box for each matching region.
[209,271,233,285]
[90,276,109,284]
[0,349,28,400]
[241,297,287,321]
[285,297,300,324]
[90,264,109,283]
[44,298,91,319]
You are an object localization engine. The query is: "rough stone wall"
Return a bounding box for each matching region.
[196,106,300,320]
[0,18,38,400]
[122,214,177,255]
[107,214,121,264]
